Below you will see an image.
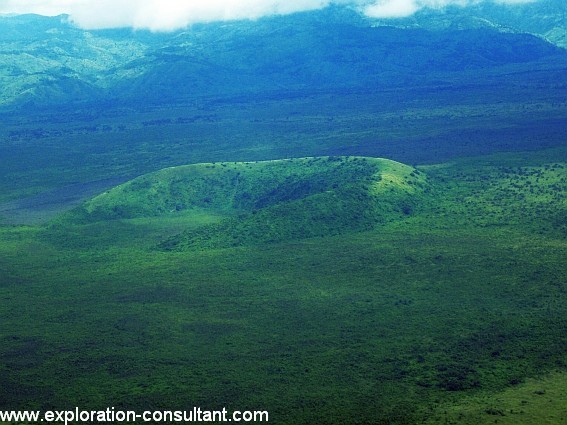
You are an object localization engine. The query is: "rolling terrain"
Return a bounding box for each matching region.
[1,150,566,424]
[0,2,566,424]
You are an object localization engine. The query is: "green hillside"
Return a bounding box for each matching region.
[63,156,428,248]
[0,149,565,424]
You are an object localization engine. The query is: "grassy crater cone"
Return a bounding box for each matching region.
[63,156,429,248]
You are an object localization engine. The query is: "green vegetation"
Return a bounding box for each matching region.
[0,150,565,424]
[1,7,566,212]
[1,83,565,214]
[426,370,567,424]
[60,156,426,248]
[1,7,565,423]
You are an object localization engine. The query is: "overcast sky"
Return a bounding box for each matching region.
[0,0,541,31]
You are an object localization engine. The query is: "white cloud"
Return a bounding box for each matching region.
[363,0,540,19]
[0,0,334,29]
[0,0,543,30]
[364,0,420,18]
[363,0,469,19]
[67,0,332,30]
[494,0,539,3]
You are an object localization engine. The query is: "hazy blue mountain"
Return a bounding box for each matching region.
[0,14,148,106]
[369,0,567,48]
[0,4,565,110]
[114,18,562,106]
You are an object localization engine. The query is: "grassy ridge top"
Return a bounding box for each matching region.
[63,156,428,247]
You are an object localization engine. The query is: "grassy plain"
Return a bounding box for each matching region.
[426,370,567,424]
[0,147,565,424]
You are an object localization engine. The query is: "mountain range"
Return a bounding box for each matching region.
[371,0,567,48]
[0,1,565,109]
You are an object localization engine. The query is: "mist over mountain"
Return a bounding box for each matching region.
[0,2,565,109]
[370,0,567,48]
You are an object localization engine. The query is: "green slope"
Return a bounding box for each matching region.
[1,226,565,424]
[0,149,565,424]
[62,156,428,248]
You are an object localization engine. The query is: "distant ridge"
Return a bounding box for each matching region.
[0,5,565,109]
[367,0,567,48]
